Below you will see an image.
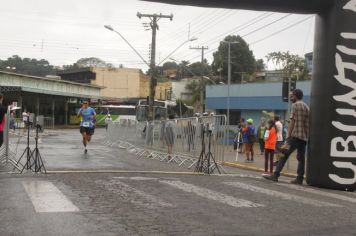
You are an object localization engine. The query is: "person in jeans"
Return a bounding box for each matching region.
[257,119,266,155]
[264,89,309,184]
[243,118,255,162]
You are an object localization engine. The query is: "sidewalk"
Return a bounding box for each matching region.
[223,145,300,178]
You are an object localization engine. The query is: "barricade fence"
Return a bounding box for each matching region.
[1,107,21,171]
[104,115,228,173]
[9,116,54,130]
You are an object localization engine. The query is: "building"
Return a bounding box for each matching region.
[305,52,313,74]
[171,78,194,101]
[206,80,311,125]
[0,70,102,125]
[58,67,172,104]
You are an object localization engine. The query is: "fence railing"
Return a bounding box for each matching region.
[1,107,21,171]
[104,115,228,173]
[9,116,54,131]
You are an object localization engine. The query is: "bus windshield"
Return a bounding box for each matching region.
[94,105,136,125]
[136,99,194,121]
[136,106,166,121]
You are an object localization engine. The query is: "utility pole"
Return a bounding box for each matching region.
[223,40,238,126]
[190,46,208,113]
[227,42,231,127]
[137,12,173,121]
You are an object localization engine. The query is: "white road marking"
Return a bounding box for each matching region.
[22,181,79,213]
[160,180,264,208]
[277,183,356,204]
[96,179,173,209]
[113,177,158,181]
[224,182,342,207]
[214,173,263,179]
[112,176,180,181]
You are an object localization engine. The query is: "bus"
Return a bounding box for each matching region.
[70,105,136,125]
[94,105,136,125]
[136,99,194,121]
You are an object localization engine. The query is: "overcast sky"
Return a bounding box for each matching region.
[0,0,315,71]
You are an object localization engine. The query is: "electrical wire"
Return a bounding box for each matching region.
[250,16,314,45]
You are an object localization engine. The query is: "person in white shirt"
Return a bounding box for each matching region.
[104,114,113,130]
[274,115,284,165]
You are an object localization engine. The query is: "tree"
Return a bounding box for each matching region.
[0,55,55,76]
[76,57,109,67]
[178,60,191,78]
[212,35,256,83]
[63,57,111,70]
[188,59,212,78]
[185,80,202,106]
[266,51,306,80]
[255,59,265,72]
[162,61,178,71]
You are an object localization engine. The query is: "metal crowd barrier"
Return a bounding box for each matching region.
[104,115,228,173]
[0,107,21,171]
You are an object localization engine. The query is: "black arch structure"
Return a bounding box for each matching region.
[144,0,356,191]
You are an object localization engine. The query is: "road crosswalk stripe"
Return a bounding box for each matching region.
[160,180,264,208]
[276,183,356,204]
[22,181,79,213]
[96,179,174,209]
[224,182,342,207]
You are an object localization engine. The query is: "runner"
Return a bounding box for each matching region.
[77,100,96,154]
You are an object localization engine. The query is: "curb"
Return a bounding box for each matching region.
[223,161,297,178]
[44,170,205,175]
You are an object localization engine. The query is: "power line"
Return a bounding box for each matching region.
[241,14,292,38]
[178,14,292,62]
[172,12,275,61]
[250,16,314,45]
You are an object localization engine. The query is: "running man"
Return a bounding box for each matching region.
[77,100,96,154]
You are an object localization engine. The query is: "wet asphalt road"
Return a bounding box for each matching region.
[0,128,355,236]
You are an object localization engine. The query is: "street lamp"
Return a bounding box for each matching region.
[104,25,150,67]
[158,37,198,66]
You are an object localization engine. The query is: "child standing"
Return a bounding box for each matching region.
[263,119,277,176]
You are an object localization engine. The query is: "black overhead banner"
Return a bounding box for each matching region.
[143,0,356,191]
[308,0,356,190]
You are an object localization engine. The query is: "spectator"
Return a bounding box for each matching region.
[238,117,246,153]
[257,119,267,155]
[9,111,16,131]
[243,118,255,162]
[264,89,310,184]
[22,110,29,126]
[165,114,175,159]
[273,115,284,166]
[263,119,277,176]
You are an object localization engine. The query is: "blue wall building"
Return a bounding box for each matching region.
[206,80,311,125]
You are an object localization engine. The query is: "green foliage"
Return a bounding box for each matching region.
[63,57,111,70]
[188,59,212,77]
[162,61,178,71]
[212,35,256,84]
[266,51,306,80]
[178,60,191,78]
[185,80,202,105]
[0,55,55,77]
[255,59,265,72]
